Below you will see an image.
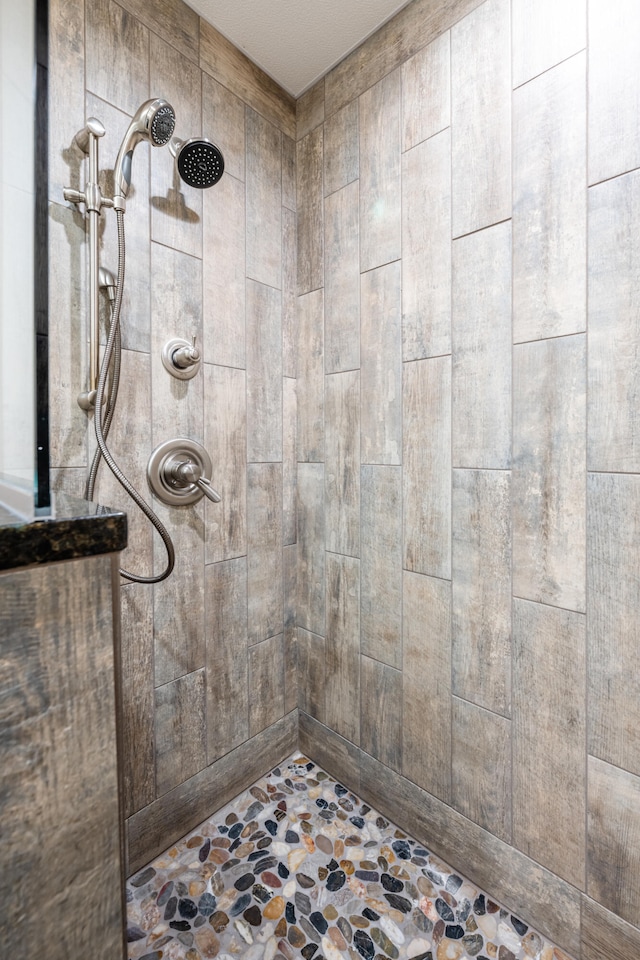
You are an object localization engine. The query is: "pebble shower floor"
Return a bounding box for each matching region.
[126,755,572,960]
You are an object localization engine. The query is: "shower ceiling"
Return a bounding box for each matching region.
[184,0,415,97]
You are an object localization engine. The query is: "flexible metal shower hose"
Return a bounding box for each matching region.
[90,208,175,583]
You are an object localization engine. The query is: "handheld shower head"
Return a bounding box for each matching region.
[113,98,176,208]
[170,136,224,188]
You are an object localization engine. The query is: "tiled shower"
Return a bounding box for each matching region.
[46,0,640,957]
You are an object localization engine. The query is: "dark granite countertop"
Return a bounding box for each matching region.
[0,492,127,571]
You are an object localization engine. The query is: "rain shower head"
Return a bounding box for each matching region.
[113,98,176,208]
[170,136,225,188]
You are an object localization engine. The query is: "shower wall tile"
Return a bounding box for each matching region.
[513,599,586,888]
[325,553,361,745]
[581,897,640,960]
[296,126,324,295]
[200,20,296,138]
[452,221,512,469]
[117,0,199,65]
[588,169,640,472]
[246,279,282,462]
[451,0,511,237]
[452,469,512,717]
[155,669,206,797]
[297,463,325,637]
[247,462,283,644]
[513,53,587,343]
[85,0,149,117]
[120,583,155,817]
[298,627,326,724]
[452,697,511,842]
[282,206,298,379]
[587,755,640,926]
[513,335,586,612]
[361,465,402,669]
[588,0,640,184]
[402,129,451,361]
[360,657,402,773]
[361,262,402,465]
[202,74,246,183]
[283,376,297,545]
[296,81,325,141]
[282,136,296,211]
[324,100,359,197]
[246,109,282,289]
[403,572,452,803]
[283,543,298,713]
[512,0,585,88]
[402,30,450,152]
[588,473,640,776]
[359,70,401,272]
[324,180,360,374]
[403,356,452,579]
[203,172,246,370]
[48,0,84,203]
[204,364,247,564]
[325,371,360,558]
[249,634,285,737]
[150,35,203,260]
[296,289,324,462]
[205,557,249,761]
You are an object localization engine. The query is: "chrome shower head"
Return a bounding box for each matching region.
[170,136,224,188]
[113,98,176,208]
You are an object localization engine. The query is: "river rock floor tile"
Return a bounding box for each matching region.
[127,755,573,960]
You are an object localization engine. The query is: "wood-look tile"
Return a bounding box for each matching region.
[205,557,248,762]
[452,697,511,842]
[402,30,450,151]
[452,469,511,716]
[118,0,199,64]
[297,125,324,295]
[324,0,484,118]
[588,169,640,471]
[283,376,297,546]
[403,572,452,803]
[513,53,586,343]
[361,465,402,669]
[297,463,325,637]
[360,657,402,773]
[452,221,511,468]
[402,129,451,361]
[202,73,246,184]
[48,0,84,203]
[296,289,324,462]
[200,20,295,138]
[512,0,585,88]
[581,896,640,960]
[282,206,297,379]
[513,335,586,612]
[359,69,401,272]
[155,670,206,797]
[589,0,640,185]
[325,371,360,558]
[296,80,325,140]
[150,34,203,260]
[203,172,246,369]
[324,100,359,197]
[85,0,148,117]
[247,463,283,644]
[204,364,247,564]
[403,356,452,579]
[283,544,297,713]
[246,108,282,289]
[282,135,296,211]
[361,262,402,465]
[297,627,326,724]
[298,713,363,797]
[588,755,640,927]
[246,279,282,462]
[513,598,586,888]
[249,634,285,737]
[324,181,359,375]
[588,473,640,776]
[49,467,87,498]
[325,553,361,745]
[451,0,511,237]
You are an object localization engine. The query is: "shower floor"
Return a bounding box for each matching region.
[126,755,572,960]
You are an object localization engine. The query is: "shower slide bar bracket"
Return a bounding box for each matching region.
[64,118,114,411]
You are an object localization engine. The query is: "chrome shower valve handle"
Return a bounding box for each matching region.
[147,438,221,506]
[162,336,201,379]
